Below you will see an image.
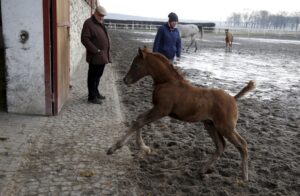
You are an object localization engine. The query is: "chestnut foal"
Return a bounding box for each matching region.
[107,47,255,181]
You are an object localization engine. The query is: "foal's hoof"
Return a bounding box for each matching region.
[199,167,214,176]
[106,147,114,155]
[243,175,249,182]
[199,173,208,180]
[140,145,152,155]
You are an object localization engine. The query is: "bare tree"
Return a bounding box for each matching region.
[226,10,299,31]
[242,13,250,28]
[291,12,300,31]
[259,10,270,29]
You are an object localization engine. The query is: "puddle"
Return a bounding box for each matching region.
[178,48,299,100]
[237,37,300,45]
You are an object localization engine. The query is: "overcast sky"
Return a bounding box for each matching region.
[99,0,299,21]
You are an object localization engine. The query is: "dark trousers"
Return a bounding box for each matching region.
[87,63,106,100]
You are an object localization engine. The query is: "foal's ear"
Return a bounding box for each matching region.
[138,47,146,59]
[138,47,142,55]
[143,45,152,53]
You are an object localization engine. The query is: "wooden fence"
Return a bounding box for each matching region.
[105,22,160,31]
[207,27,299,39]
[105,22,300,39]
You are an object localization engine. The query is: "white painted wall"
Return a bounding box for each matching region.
[1,0,91,115]
[1,0,45,114]
[70,0,90,78]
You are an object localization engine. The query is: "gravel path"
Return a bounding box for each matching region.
[1,54,138,195]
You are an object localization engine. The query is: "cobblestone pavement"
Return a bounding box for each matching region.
[0,59,138,195]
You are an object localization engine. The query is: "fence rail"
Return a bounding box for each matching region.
[105,22,160,31]
[205,27,299,39]
[105,22,300,39]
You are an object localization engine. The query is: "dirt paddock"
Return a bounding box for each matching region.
[109,29,299,196]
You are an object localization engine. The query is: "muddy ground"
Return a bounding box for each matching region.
[109,29,299,196]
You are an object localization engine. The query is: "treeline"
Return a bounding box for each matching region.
[226,10,300,30]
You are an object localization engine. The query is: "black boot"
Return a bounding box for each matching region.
[88,98,102,104]
[97,93,106,100]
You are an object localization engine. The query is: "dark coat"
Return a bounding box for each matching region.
[81,15,112,64]
[153,23,181,60]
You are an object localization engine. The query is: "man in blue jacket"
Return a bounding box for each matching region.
[153,12,181,63]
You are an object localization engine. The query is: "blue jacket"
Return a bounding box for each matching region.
[153,23,181,60]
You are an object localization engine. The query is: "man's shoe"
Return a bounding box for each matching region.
[88,99,102,104]
[97,93,106,100]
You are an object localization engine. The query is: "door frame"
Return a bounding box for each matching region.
[43,0,70,115]
[43,0,53,115]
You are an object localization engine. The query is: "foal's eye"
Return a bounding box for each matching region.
[132,64,139,69]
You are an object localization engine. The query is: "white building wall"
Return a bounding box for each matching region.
[70,0,90,78]
[1,0,92,115]
[1,0,45,114]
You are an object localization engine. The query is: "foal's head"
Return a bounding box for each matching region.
[124,47,184,85]
[123,47,152,85]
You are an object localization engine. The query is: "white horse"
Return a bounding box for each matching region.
[177,24,203,52]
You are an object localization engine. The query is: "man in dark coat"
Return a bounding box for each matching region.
[81,5,111,104]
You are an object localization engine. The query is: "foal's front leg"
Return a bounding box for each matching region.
[107,107,167,155]
[135,111,152,154]
[136,128,151,154]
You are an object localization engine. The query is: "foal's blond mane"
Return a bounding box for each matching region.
[150,52,185,81]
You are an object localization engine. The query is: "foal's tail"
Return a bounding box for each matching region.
[234,80,256,100]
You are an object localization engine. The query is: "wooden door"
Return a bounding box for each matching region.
[52,0,70,114]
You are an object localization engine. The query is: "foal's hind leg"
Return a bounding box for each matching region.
[107,107,168,155]
[200,121,226,175]
[224,130,248,181]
